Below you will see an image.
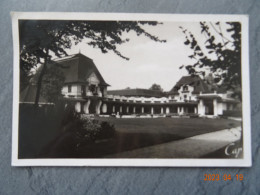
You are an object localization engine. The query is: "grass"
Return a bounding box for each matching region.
[76,117,241,158]
[19,107,241,159]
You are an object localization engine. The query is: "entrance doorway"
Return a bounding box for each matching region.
[204,100,214,115]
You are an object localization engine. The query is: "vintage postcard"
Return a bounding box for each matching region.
[11,12,251,166]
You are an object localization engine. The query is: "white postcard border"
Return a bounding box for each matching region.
[11,12,251,167]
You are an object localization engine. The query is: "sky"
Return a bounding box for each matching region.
[66,21,232,91]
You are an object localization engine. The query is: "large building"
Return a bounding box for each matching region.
[20,53,240,117]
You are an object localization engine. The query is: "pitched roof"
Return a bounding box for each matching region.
[107,88,164,97]
[21,53,110,104]
[51,53,109,86]
[168,75,225,95]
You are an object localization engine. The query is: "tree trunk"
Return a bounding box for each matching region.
[34,55,49,108]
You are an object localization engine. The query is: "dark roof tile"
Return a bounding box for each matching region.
[108,88,164,97]
[168,75,226,94]
[54,53,109,86]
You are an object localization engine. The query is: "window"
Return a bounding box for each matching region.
[68,85,72,93]
[90,84,97,95]
[184,95,187,99]
[183,85,188,91]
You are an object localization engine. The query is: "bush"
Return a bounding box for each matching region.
[72,117,115,148]
[75,118,101,142]
[36,106,115,157]
[222,110,242,117]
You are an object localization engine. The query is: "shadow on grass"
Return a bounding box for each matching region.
[76,132,185,158]
[38,131,185,158]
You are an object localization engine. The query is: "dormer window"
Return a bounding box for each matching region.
[87,72,100,85]
[183,85,189,91]
[90,84,98,95]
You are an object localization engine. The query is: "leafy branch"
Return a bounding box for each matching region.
[179,21,241,98]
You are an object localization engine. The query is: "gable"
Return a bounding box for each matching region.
[87,72,100,85]
[168,75,211,95]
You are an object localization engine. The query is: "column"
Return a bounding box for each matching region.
[102,103,107,113]
[141,107,144,114]
[133,106,136,114]
[75,102,81,113]
[95,100,102,114]
[161,107,164,114]
[126,106,129,113]
[218,102,223,115]
[177,107,180,114]
[83,99,91,114]
[151,107,154,114]
[166,107,170,114]
[120,106,122,113]
[213,98,218,116]
[194,107,197,114]
[198,99,205,116]
[112,105,115,113]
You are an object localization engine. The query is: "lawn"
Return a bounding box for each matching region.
[76,117,241,158]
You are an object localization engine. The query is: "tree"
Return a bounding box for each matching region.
[19,20,166,107]
[179,22,241,98]
[40,63,65,103]
[149,83,163,92]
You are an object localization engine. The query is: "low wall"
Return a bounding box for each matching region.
[18,103,66,158]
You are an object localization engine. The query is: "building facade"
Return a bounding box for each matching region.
[20,53,240,117]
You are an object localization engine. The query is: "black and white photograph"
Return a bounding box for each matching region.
[11,12,251,166]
